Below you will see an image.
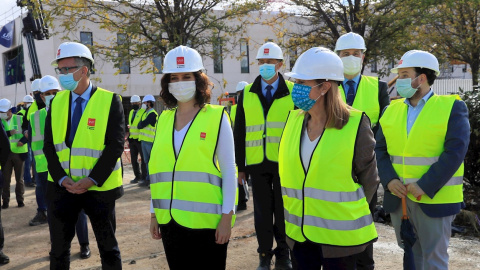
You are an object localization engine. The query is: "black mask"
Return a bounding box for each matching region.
[132,104,140,110]
[34,92,46,110]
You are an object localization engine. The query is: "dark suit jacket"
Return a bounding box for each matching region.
[233,73,292,174]
[43,84,125,201]
[0,122,11,187]
[375,96,470,217]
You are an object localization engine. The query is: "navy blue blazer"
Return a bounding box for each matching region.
[375,96,470,218]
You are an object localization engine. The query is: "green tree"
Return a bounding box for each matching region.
[39,0,265,74]
[419,0,480,86]
[266,0,424,76]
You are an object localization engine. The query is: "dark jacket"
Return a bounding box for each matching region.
[0,121,11,187]
[375,97,469,217]
[233,73,292,174]
[43,85,125,201]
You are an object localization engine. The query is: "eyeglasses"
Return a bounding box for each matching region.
[54,66,80,75]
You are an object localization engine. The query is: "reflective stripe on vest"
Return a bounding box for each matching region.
[48,88,122,191]
[6,115,28,153]
[128,108,145,139]
[31,109,48,173]
[138,109,158,142]
[279,109,377,245]
[149,104,237,229]
[243,80,294,165]
[379,95,463,204]
[339,76,380,128]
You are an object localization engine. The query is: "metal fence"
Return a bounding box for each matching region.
[433,79,475,95]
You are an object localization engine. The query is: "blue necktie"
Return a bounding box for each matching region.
[265,85,273,104]
[346,80,355,106]
[69,96,84,145]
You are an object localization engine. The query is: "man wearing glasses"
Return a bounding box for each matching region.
[43,42,125,269]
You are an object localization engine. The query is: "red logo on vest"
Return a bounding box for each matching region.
[264,48,269,55]
[57,49,61,57]
[200,132,206,140]
[88,118,96,127]
[177,57,185,65]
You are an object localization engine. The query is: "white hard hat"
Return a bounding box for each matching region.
[23,95,34,103]
[130,95,141,103]
[391,50,440,76]
[334,32,367,53]
[236,81,248,92]
[285,47,344,81]
[31,79,41,92]
[142,95,155,103]
[256,42,283,60]
[51,42,94,66]
[0,99,12,113]
[162,45,204,74]
[40,75,62,93]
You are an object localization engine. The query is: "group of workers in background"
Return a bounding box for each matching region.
[0,30,469,270]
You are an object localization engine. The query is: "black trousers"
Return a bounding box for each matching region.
[160,220,228,270]
[355,190,377,270]
[251,170,289,256]
[47,189,121,270]
[0,172,4,252]
[128,139,146,180]
[293,241,356,270]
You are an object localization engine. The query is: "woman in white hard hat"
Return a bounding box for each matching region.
[278,47,379,269]
[149,45,236,270]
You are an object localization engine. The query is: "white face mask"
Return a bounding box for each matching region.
[341,55,363,75]
[25,103,31,109]
[0,113,7,120]
[169,81,196,103]
[44,95,55,107]
[142,103,148,110]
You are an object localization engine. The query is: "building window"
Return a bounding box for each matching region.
[463,64,467,73]
[117,33,130,74]
[4,46,26,86]
[80,32,94,74]
[213,42,223,73]
[153,55,162,74]
[240,39,249,73]
[370,60,377,73]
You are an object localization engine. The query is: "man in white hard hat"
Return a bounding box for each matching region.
[376,50,469,270]
[0,98,27,209]
[0,111,11,265]
[44,42,125,268]
[137,94,158,187]
[234,42,294,270]
[19,95,36,188]
[127,95,147,184]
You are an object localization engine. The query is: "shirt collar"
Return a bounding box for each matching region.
[71,82,92,102]
[260,76,280,91]
[404,89,434,107]
[343,74,361,86]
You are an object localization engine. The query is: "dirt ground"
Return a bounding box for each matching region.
[2,164,480,269]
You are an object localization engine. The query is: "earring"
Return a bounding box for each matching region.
[321,92,325,96]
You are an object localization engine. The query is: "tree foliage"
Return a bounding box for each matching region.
[461,86,480,186]
[266,0,427,76]
[419,0,480,86]
[40,0,265,74]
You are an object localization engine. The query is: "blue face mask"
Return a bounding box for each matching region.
[44,94,55,107]
[396,76,420,98]
[291,83,323,111]
[259,64,277,81]
[58,68,81,91]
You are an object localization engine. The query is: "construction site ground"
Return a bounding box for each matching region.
[2,163,480,269]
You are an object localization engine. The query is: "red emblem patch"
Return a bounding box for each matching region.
[264,48,269,55]
[200,132,206,139]
[177,57,185,65]
[57,49,61,57]
[398,59,403,65]
[88,118,96,126]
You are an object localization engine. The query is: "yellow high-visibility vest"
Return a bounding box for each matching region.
[230,104,237,128]
[243,81,294,165]
[48,88,122,191]
[31,108,48,173]
[339,76,380,127]
[138,109,158,143]
[279,109,377,245]
[150,104,236,229]
[27,101,38,122]
[380,95,463,204]
[2,116,28,154]
[128,108,145,140]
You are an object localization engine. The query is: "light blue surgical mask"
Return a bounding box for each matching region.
[291,83,323,111]
[44,95,55,107]
[58,68,82,91]
[396,76,420,98]
[259,64,277,81]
